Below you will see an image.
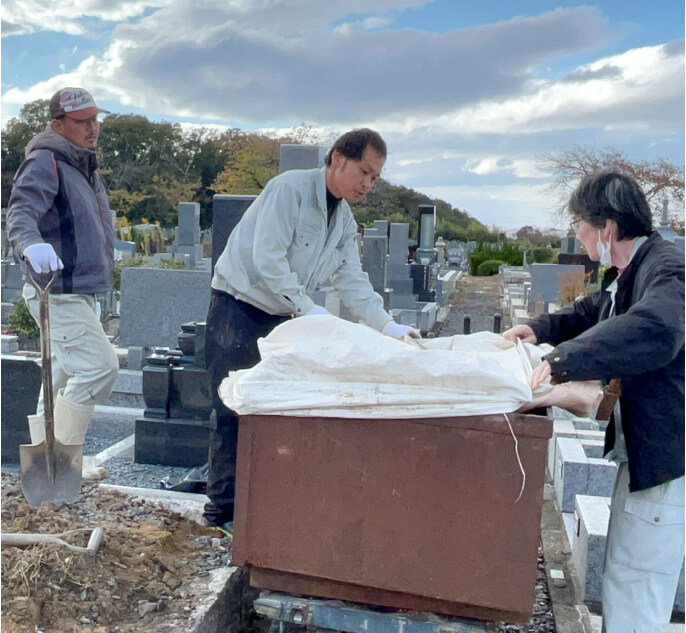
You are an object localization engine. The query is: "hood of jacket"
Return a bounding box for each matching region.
[26,124,98,179]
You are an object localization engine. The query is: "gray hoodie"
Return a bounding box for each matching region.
[6,125,114,294]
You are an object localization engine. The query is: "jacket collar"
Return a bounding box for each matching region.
[315,166,328,218]
[26,125,98,179]
[602,232,657,291]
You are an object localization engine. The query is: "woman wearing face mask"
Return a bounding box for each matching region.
[504,170,684,632]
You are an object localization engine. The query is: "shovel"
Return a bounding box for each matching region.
[19,268,83,507]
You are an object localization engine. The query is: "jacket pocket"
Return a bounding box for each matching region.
[293,222,320,248]
[612,495,685,574]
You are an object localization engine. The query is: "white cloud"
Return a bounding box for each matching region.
[1,0,173,36]
[6,4,609,125]
[1,2,683,231]
[418,183,562,230]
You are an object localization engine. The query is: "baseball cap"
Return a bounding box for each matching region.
[49,87,110,121]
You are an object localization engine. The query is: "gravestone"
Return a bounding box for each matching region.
[529,263,585,313]
[435,236,447,264]
[572,494,685,613]
[434,270,459,307]
[553,436,617,512]
[1,356,41,464]
[118,268,211,348]
[279,144,326,173]
[557,253,599,284]
[2,262,24,303]
[135,324,211,467]
[388,223,409,266]
[656,198,679,242]
[362,234,387,295]
[373,220,388,237]
[416,205,436,264]
[211,195,257,274]
[167,202,203,268]
[313,286,341,316]
[114,239,136,260]
[560,236,580,254]
[387,223,416,308]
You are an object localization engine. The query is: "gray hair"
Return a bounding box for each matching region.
[568,170,652,239]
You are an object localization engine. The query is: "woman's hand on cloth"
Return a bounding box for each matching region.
[502,324,537,344]
[518,378,603,418]
[528,360,551,389]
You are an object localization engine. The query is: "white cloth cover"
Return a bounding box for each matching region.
[219,315,537,418]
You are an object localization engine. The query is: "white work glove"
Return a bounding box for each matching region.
[305,305,330,316]
[382,320,421,340]
[23,243,64,274]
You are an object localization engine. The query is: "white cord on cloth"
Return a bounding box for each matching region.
[504,413,526,503]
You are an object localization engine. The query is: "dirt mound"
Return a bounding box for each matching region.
[1,472,233,633]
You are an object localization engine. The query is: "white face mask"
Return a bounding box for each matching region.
[597,231,613,267]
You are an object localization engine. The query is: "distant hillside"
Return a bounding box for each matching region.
[353,178,491,242]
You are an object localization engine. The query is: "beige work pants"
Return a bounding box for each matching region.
[22,283,119,413]
[602,462,685,632]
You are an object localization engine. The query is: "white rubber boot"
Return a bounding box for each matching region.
[53,392,94,446]
[53,393,105,480]
[27,414,47,444]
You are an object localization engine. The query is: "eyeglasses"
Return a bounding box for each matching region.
[569,218,582,234]
[60,115,101,126]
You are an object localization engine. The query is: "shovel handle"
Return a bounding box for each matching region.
[1,527,104,555]
[24,267,58,448]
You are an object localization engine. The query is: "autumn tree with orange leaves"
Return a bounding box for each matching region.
[538,145,684,233]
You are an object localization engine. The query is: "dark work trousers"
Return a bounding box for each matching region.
[203,289,289,526]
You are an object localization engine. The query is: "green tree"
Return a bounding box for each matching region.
[1,99,52,205]
[212,133,286,194]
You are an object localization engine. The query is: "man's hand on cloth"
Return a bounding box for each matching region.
[305,305,330,316]
[381,320,421,340]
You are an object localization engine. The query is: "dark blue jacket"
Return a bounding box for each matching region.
[7,126,114,294]
[528,232,684,492]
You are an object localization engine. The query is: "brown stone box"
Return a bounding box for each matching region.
[232,411,552,624]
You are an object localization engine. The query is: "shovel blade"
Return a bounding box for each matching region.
[19,441,83,507]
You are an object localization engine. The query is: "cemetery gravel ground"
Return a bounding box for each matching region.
[437,273,510,336]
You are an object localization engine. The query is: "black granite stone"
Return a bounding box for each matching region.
[211,195,257,274]
[134,417,209,467]
[557,253,599,284]
[168,366,212,421]
[409,263,430,295]
[193,321,207,369]
[1,356,41,464]
[142,363,171,418]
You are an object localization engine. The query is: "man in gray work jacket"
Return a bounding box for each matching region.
[6,87,118,455]
[205,128,419,530]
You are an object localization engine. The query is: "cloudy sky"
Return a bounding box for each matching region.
[2,1,684,231]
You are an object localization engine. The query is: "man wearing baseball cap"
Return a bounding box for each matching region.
[6,87,118,467]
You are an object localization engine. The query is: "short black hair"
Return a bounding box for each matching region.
[325,128,387,166]
[568,170,652,239]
